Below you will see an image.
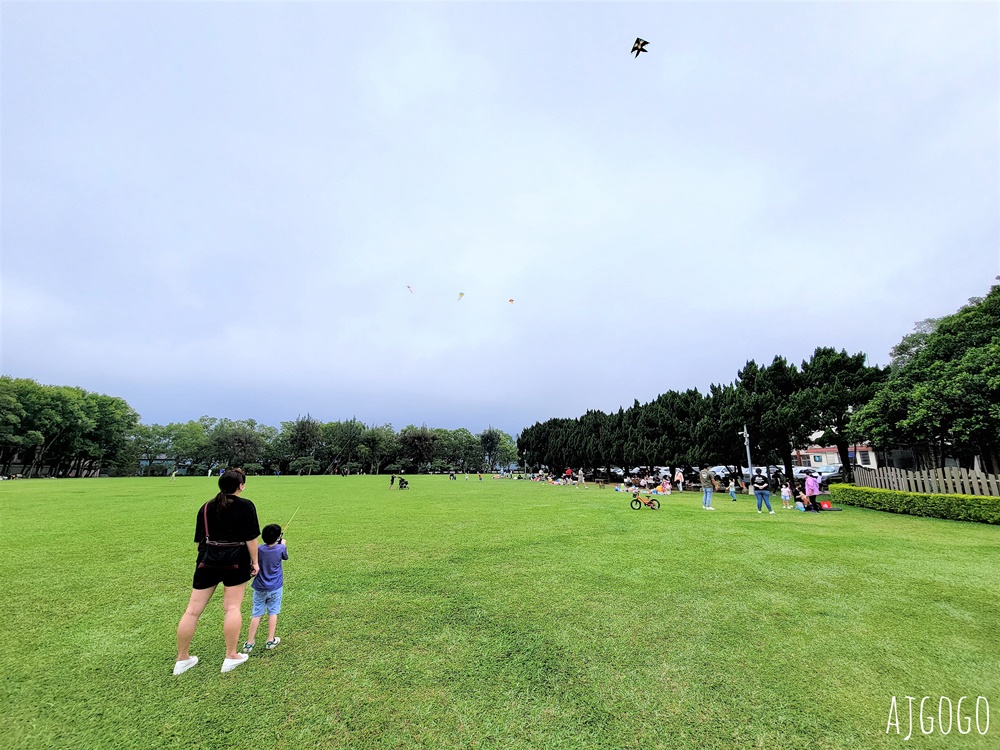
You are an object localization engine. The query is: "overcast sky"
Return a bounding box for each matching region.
[2,1,998,436]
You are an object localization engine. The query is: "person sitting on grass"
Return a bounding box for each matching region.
[243,524,288,654]
[793,482,814,512]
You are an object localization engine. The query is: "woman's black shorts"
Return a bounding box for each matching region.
[192,556,252,590]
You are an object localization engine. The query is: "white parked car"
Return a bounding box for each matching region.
[793,465,838,479]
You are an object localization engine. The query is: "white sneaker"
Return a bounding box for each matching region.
[173,656,198,676]
[769,511,776,515]
[221,653,249,673]
[706,507,715,511]
[265,637,281,650]
[758,510,762,514]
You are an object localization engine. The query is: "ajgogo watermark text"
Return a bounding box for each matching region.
[886,696,990,740]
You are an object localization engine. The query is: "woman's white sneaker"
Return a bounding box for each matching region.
[221,653,249,673]
[173,656,198,676]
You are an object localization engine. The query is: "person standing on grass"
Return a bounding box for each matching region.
[174,469,260,676]
[752,468,775,514]
[804,470,821,513]
[243,524,288,654]
[577,468,587,488]
[728,476,737,502]
[389,473,396,489]
[699,467,717,510]
[674,468,684,493]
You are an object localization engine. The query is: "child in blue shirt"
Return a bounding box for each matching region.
[243,524,288,653]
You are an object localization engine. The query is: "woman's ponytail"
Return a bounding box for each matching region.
[211,469,246,510]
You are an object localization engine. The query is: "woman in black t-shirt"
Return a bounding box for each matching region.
[174,469,261,675]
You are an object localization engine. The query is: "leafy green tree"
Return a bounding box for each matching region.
[451,428,483,472]
[850,285,1000,471]
[287,414,323,460]
[207,419,268,468]
[318,419,365,474]
[651,389,702,474]
[8,382,98,476]
[479,426,503,471]
[888,318,940,371]
[696,383,744,471]
[289,456,322,475]
[360,424,399,474]
[799,347,887,481]
[476,427,518,471]
[165,418,211,470]
[398,424,438,473]
[576,410,608,472]
[496,430,519,472]
[0,377,28,474]
[735,357,812,481]
[82,393,138,476]
[431,428,457,468]
[130,423,171,476]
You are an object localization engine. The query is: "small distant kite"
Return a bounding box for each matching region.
[631,38,649,58]
[406,285,413,293]
[457,292,465,301]
[508,299,514,304]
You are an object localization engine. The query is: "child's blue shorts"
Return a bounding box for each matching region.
[251,586,283,617]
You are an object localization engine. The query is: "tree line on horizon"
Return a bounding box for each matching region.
[0,383,518,478]
[518,281,1000,479]
[2,282,997,480]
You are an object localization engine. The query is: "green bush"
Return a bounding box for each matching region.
[829,483,1000,525]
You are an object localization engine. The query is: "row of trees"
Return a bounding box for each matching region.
[518,347,887,484]
[4,282,996,479]
[0,381,518,477]
[851,281,1000,472]
[518,280,1000,478]
[0,378,139,478]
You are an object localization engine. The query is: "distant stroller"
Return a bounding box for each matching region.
[398,477,410,490]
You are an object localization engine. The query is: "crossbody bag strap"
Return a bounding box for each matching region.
[202,503,211,543]
[202,500,245,547]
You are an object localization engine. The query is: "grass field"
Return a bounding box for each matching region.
[3,475,998,749]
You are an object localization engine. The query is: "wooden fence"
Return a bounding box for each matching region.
[854,465,1000,497]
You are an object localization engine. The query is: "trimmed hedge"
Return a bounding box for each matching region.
[829,483,1000,525]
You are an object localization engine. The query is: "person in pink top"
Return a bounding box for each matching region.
[804,470,821,513]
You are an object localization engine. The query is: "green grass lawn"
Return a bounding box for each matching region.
[3,476,998,749]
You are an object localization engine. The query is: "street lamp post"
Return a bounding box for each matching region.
[739,424,754,486]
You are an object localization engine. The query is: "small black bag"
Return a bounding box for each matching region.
[196,503,245,570]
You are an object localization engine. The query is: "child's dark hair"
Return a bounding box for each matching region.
[262,523,282,545]
[211,469,246,510]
